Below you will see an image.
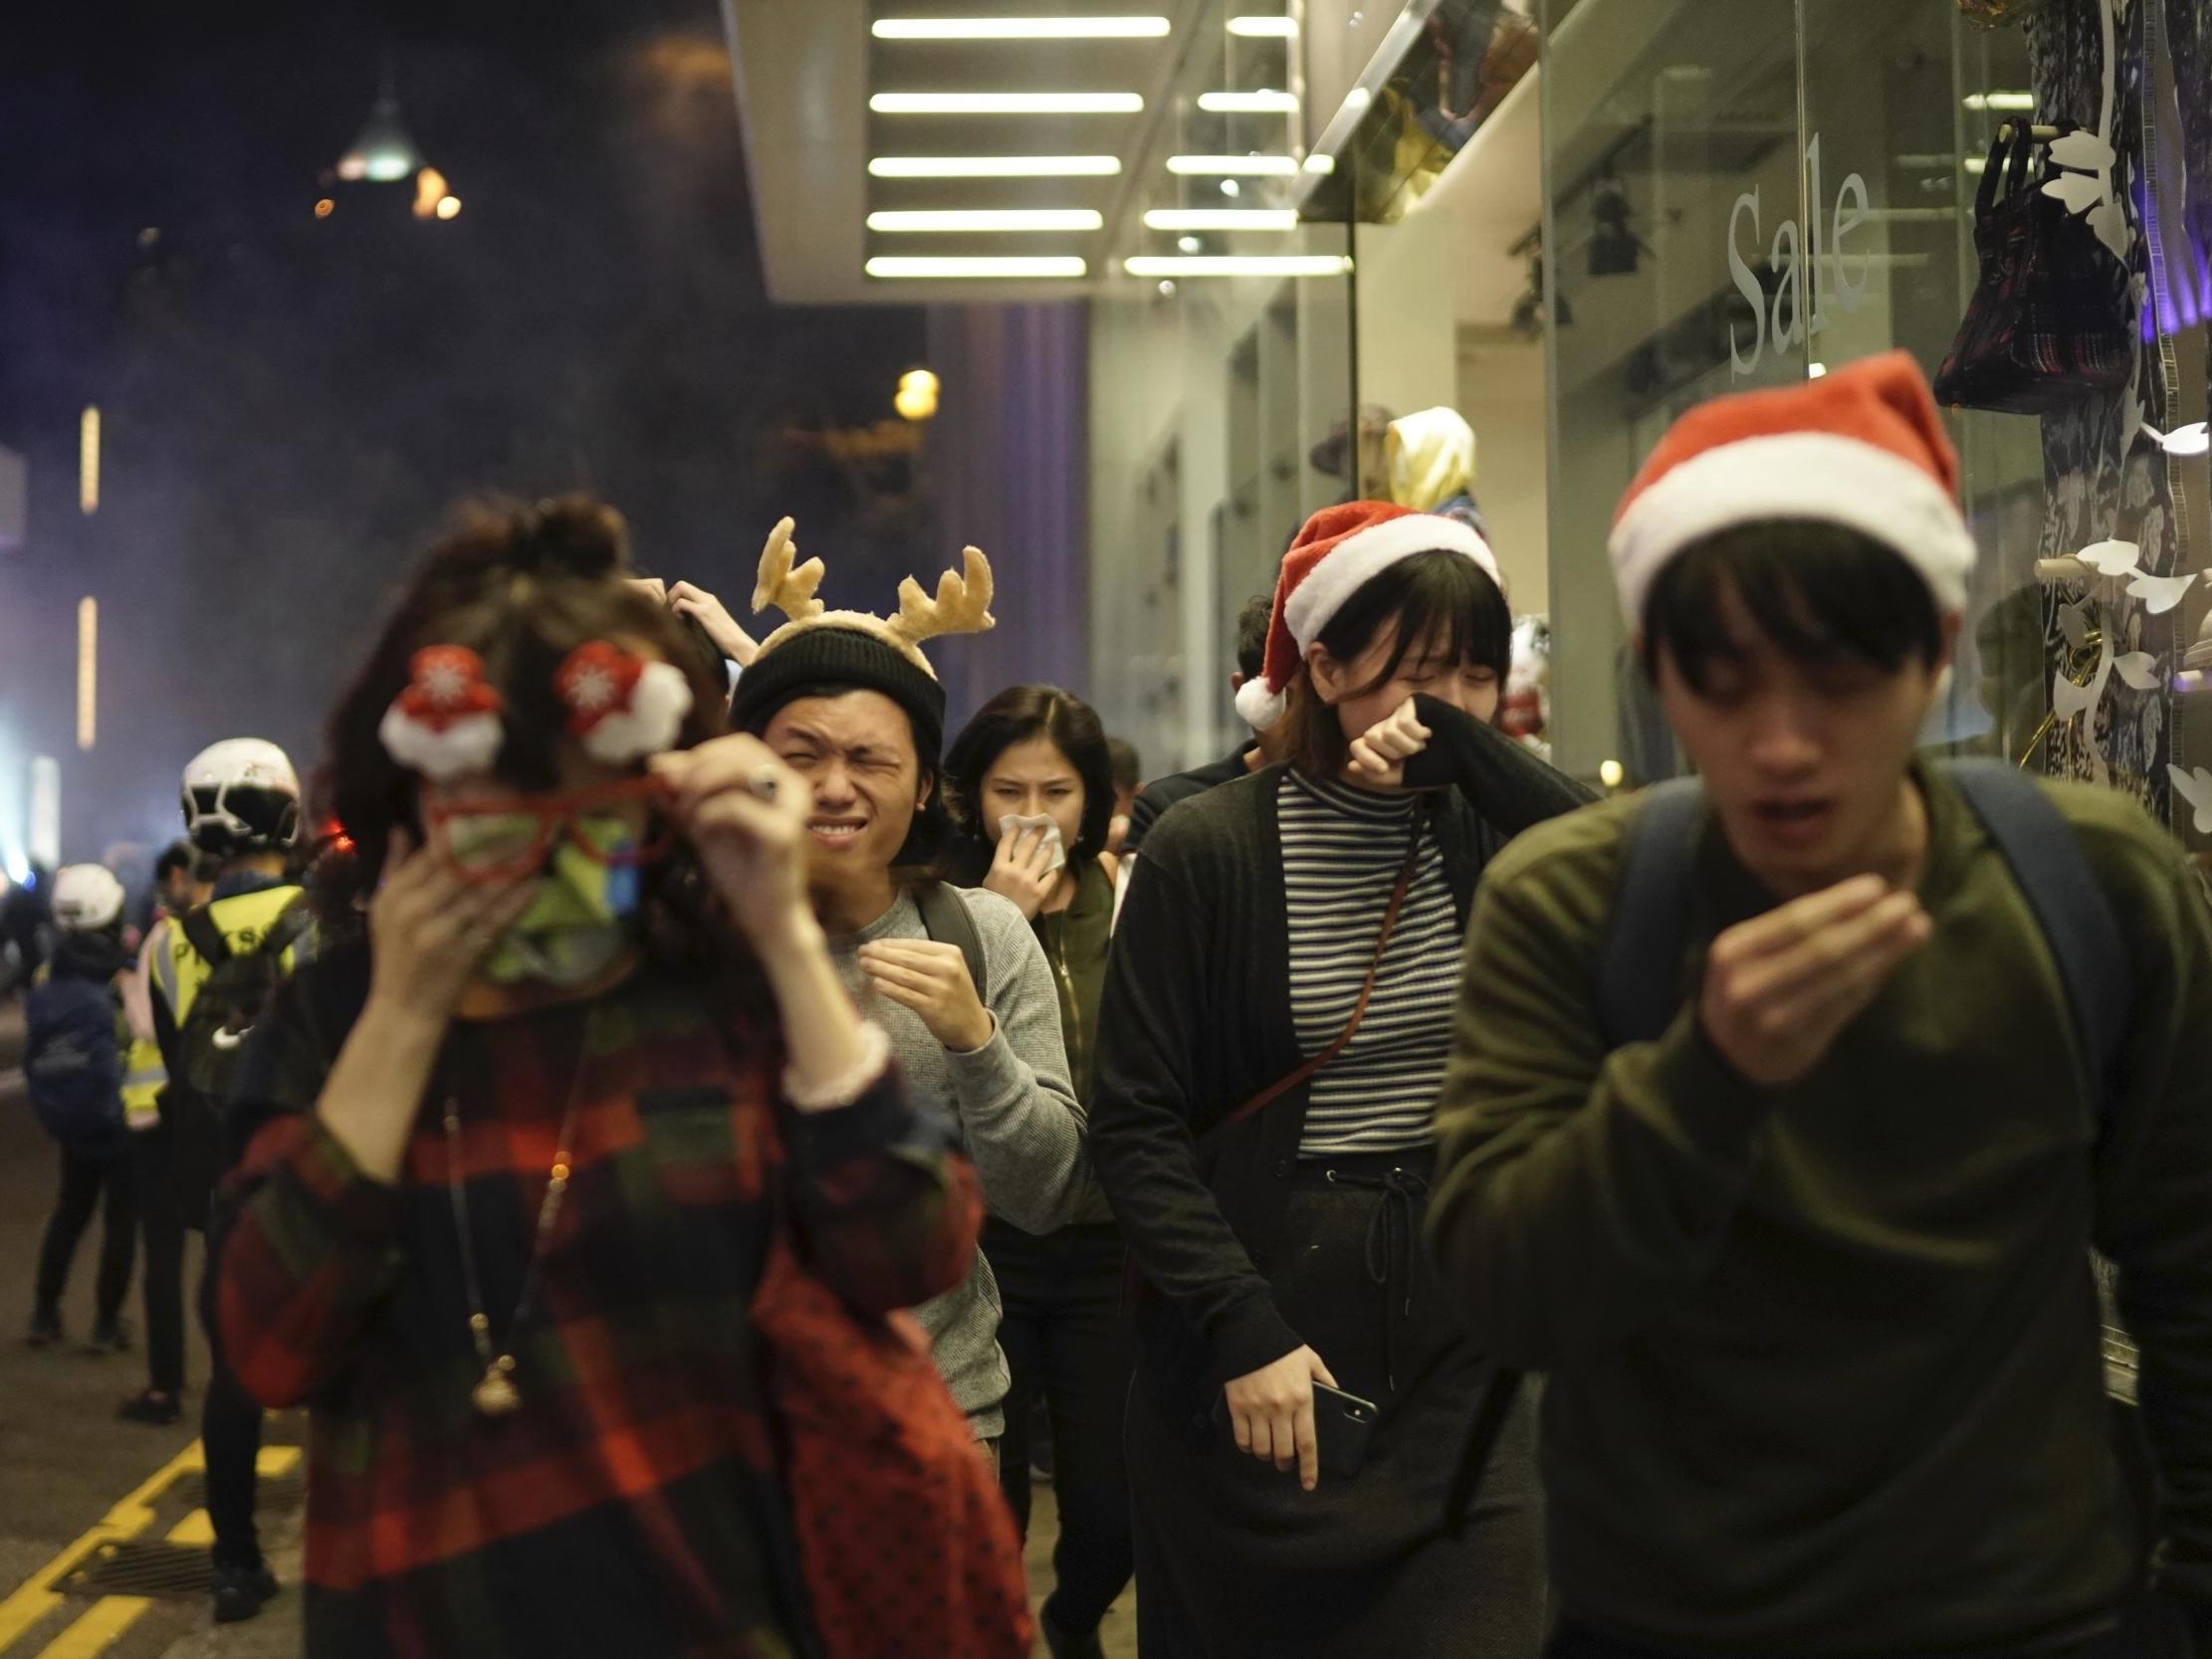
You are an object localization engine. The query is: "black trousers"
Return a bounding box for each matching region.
[198,1249,265,1570]
[35,1143,135,1327]
[986,1216,1136,1636]
[132,1128,187,1395]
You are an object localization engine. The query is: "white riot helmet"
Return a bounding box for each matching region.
[52,864,126,933]
[181,738,301,857]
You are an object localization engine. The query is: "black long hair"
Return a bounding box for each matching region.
[943,686,1117,875]
[1640,522,1944,694]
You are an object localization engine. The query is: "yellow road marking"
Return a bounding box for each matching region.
[0,1441,303,1656]
[0,1443,201,1648]
[33,1508,219,1659]
[28,1597,152,1659]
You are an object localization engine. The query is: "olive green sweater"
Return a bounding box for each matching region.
[1429,766,2212,1655]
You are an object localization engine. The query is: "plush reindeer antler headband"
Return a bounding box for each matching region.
[750,517,995,676]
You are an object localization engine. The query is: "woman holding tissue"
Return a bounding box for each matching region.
[945,686,1132,1659]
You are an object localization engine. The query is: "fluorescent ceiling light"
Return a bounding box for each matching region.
[1124,254,1351,277]
[868,209,1104,232]
[1167,154,1298,176]
[873,16,1170,39]
[868,256,1089,279]
[1226,15,1298,36]
[1963,91,2038,111]
[1143,208,1297,231]
[871,92,1145,114]
[1199,90,1299,113]
[870,155,1124,178]
[1304,153,1337,174]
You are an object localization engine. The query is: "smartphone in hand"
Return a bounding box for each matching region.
[1214,1378,1380,1480]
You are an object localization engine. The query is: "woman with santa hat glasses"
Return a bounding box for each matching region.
[210,498,1026,1659]
[1090,500,1592,1656]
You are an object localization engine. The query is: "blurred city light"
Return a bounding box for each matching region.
[412,166,449,218]
[77,597,98,752]
[436,195,462,220]
[896,369,942,421]
[338,77,425,183]
[28,756,60,871]
[314,197,336,219]
[79,406,100,516]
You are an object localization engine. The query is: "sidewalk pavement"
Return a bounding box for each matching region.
[149,1484,1137,1659]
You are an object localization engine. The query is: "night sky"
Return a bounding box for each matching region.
[0,1,931,866]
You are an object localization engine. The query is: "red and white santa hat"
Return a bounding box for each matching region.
[1609,350,1975,628]
[1235,501,1503,729]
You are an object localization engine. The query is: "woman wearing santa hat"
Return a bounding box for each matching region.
[1090,501,1591,1656]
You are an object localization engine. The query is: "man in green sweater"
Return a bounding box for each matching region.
[1430,352,2212,1658]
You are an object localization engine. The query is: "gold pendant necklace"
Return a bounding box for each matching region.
[443,1013,593,1420]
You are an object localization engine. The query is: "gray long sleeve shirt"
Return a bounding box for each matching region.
[829,885,1088,1438]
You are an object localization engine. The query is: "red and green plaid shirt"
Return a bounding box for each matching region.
[216,943,980,1659]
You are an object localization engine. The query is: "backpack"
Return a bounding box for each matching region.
[1446,760,2136,1535]
[24,974,127,1154]
[167,900,315,1230]
[916,881,990,996]
[750,1155,1032,1659]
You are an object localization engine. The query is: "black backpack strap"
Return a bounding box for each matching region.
[179,907,233,971]
[1943,760,2131,1119]
[259,900,316,961]
[915,882,990,997]
[1595,779,1709,1049]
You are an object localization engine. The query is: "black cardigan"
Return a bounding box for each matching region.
[1090,698,1595,1426]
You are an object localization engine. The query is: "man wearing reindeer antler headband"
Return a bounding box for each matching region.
[733,518,1090,1455]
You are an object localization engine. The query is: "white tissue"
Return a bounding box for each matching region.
[997,813,1068,874]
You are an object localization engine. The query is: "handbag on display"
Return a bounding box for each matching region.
[1934,122,2133,415]
[1956,0,2054,26]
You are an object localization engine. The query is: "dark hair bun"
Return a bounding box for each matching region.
[504,496,630,579]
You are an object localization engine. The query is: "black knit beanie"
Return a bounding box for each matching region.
[731,623,948,760]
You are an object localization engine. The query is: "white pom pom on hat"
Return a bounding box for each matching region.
[1236,501,1504,731]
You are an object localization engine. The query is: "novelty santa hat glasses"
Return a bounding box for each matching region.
[379,642,694,781]
[1608,350,1976,629]
[1234,501,1504,731]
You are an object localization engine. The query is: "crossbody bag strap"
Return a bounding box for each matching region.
[1210,810,1429,1143]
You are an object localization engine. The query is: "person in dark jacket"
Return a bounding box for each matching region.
[2,861,54,996]
[1123,594,1288,860]
[1091,501,1594,1658]
[947,684,1131,1659]
[26,864,136,1352]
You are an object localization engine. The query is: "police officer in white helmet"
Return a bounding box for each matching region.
[136,738,311,1626]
